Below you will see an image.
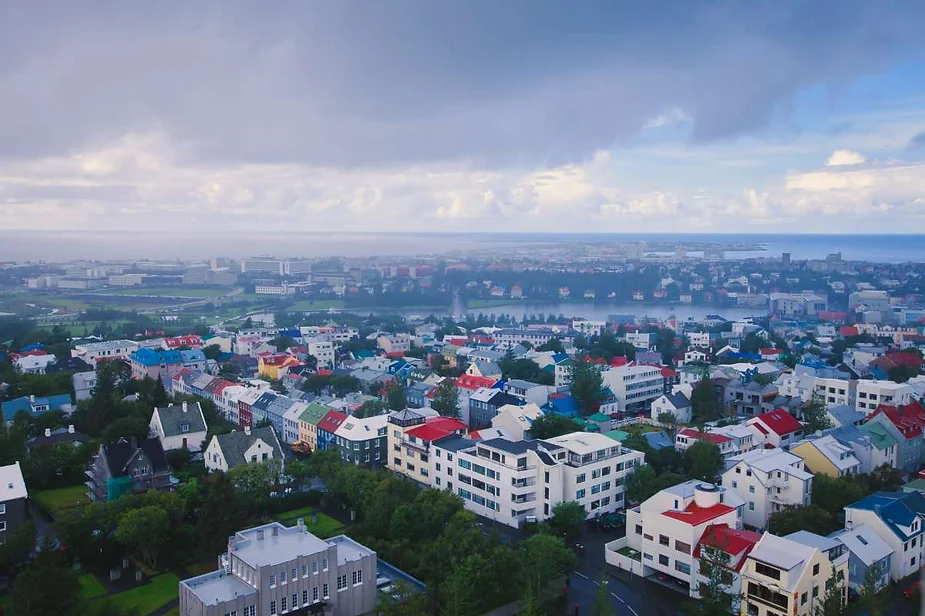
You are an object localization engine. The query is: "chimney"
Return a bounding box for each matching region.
[297,518,306,533]
[68,424,75,434]
[272,525,279,537]
[244,426,252,436]
[44,428,52,438]
[30,394,35,404]
[256,529,264,541]
[182,402,188,413]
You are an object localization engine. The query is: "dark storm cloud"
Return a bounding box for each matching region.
[1,1,924,168]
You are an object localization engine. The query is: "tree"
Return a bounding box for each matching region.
[813,569,845,616]
[0,520,35,571]
[768,505,837,536]
[376,580,429,616]
[228,459,282,514]
[518,533,576,607]
[529,414,584,439]
[625,464,658,504]
[570,358,603,416]
[547,501,586,540]
[354,399,386,418]
[536,338,564,353]
[115,505,171,569]
[202,344,223,361]
[688,530,740,616]
[859,563,887,616]
[691,377,722,423]
[811,474,864,520]
[683,441,723,483]
[803,398,834,434]
[10,535,81,616]
[592,577,615,616]
[385,381,407,411]
[431,379,460,418]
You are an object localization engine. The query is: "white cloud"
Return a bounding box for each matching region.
[644,107,691,129]
[826,149,866,166]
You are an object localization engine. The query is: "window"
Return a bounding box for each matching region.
[302,590,308,605]
[323,557,329,571]
[675,561,691,575]
[353,570,363,585]
[812,585,819,598]
[337,574,348,591]
[301,565,307,577]
[270,601,277,615]
[313,586,319,602]
[748,485,755,493]
[748,501,754,511]
[269,574,276,587]
[755,562,781,581]
[280,597,286,612]
[281,569,287,584]
[732,481,737,488]
[292,568,297,581]
[801,592,807,605]
[577,473,586,483]
[323,583,330,599]
[576,489,586,499]
[312,561,318,574]
[675,540,691,554]
[813,563,819,576]
[0,504,5,514]
[659,554,669,566]
[659,535,669,546]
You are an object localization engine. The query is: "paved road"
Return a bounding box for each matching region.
[564,527,687,616]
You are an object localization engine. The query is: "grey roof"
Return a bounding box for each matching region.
[506,379,541,390]
[826,404,865,427]
[643,431,675,450]
[433,435,478,452]
[215,427,283,469]
[479,438,538,455]
[663,392,691,409]
[182,570,257,606]
[784,530,840,553]
[104,437,169,477]
[155,402,207,437]
[472,360,501,375]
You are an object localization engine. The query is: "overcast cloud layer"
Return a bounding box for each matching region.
[2,1,925,234]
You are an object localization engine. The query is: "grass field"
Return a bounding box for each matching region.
[33,484,90,518]
[100,287,228,298]
[104,572,179,615]
[275,509,344,537]
[79,574,107,599]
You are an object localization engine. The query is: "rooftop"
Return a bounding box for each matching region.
[181,569,257,606]
[230,522,331,568]
[749,409,803,436]
[0,462,28,502]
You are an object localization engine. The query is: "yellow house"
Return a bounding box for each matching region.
[791,435,861,478]
[257,353,302,380]
[297,402,331,451]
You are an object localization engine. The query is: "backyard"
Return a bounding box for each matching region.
[32,484,89,518]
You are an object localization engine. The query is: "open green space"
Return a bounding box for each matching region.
[33,484,90,518]
[79,574,108,599]
[102,572,179,615]
[287,299,346,311]
[275,509,344,537]
[99,286,228,298]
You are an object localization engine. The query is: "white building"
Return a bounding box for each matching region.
[204,427,285,473]
[844,491,925,582]
[571,320,606,336]
[686,332,714,348]
[746,410,805,450]
[14,354,57,374]
[855,380,912,415]
[829,524,893,594]
[149,401,208,452]
[650,392,693,424]
[708,423,759,456]
[305,339,335,370]
[740,532,848,616]
[721,448,813,530]
[490,403,543,442]
[430,431,644,528]
[624,332,654,349]
[71,339,139,365]
[602,365,664,414]
[615,481,745,590]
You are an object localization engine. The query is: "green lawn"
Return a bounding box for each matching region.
[79,574,107,599]
[103,572,179,615]
[275,510,344,537]
[33,484,89,518]
[101,286,228,298]
[285,299,346,311]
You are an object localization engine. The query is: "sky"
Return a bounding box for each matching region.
[2,1,925,236]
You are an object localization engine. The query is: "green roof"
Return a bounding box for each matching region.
[859,421,899,449]
[603,429,630,442]
[902,478,925,493]
[298,402,331,427]
[586,412,611,422]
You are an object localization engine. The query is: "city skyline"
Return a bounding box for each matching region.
[2,2,925,234]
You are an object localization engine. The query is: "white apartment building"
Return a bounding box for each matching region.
[708,424,758,456]
[571,320,606,336]
[430,431,644,528]
[844,491,925,582]
[740,532,848,616]
[495,328,558,349]
[71,339,139,364]
[855,380,912,415]
[686,332,714,348]
[721,448,813,530]
[602,365,664,414]
[813,377,853,407]
[624,332,655,349]
[305,339,335,370]
[617,481,745,590]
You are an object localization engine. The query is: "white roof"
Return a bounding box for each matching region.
[231,522,330,568]
[748,534,815,592]
[0,462,28,502]
[831,524,893,566]
[495,403,543,430]
[15,354,57,370]
[334,414,389,441]
[806,435,860,471]
[469,387,498,403]
[709,423,753,439]
[75,339,137,351]
[726,448,813,480]
[545,431,619,455]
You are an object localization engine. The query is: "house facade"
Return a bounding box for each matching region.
[844,491,925,582]
[85,438,173,502]
[205,427,285,474]
[0,462,28,543]
[149,401,208,452]
[332,415,389,467]
[721,448,813,530]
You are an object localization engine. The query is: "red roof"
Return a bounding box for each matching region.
[840,326,860,337]
[610,356,629,367]
[317,410,348,433]
[316,369,332,376]
[693,524,762,571]
[407,416,467,442]
[660,367,679,378]
[759,348,780,355]
[678,428,733,446]
[885,352,923,369]
[750,410,802,436]
[662,501,736,526]
[819,311,848,321]
[871,400,925,440]
[455,374,498,391]
[164,335,202,349]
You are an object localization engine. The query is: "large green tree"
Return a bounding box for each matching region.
[431,379,460,418]
[547,501,587,540]
[683,441,724,483]
[10,536,81,616]
[691,377,722,423]
[569,358,603,416]
[385,381,407,411]
[115,505,171,569]
[768,505,837,536]
[529,413,584,439]
[803,398,834,434]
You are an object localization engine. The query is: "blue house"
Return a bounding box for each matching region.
[2,394,74,421]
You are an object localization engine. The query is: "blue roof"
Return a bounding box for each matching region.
[20,343,45,352]
[277,328,302,339]
[643,431,675,450]
[180,349,206,363]
[848,491,925,541]
[132,347,183,366]
[2,394,73,418]
[545,395,579,418]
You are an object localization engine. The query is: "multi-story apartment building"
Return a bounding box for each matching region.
[429,431,644,528]
[602,365,664,414]
[495,328,558,349]
[721,448,813,530]
[305,340,335,370]
[71,339,138,365]
[240,257,285,274]
[386,409,465,485]
[855,380,912,415]
[618,481,745,590]
[844,491,925,582]
[180,521,377,616]
[332,414,389,468]
[740,532,848,616]
[813,377,853,407]
[376,334,411,354]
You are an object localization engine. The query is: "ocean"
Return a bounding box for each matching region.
[0,231,923,263]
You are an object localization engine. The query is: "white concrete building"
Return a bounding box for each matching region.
[305,339,335,370]
[855,380,912,415]
[844,491,925,582]
[430,431,644,528]
[624,332,654,349]
[602,365,664,414]
[721,448,813,530]
[14,354,57,374]
[650,392,693,424]
[740,532,848,616]
[71,339,138,364]
[686,332,714,348]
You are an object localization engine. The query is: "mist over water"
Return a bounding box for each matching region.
[1,231,924,263]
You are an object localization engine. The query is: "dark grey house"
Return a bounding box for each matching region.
[468,388,522,428]
[85,438,173,502]
[332,414,389,468]
[0,462,28,544]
